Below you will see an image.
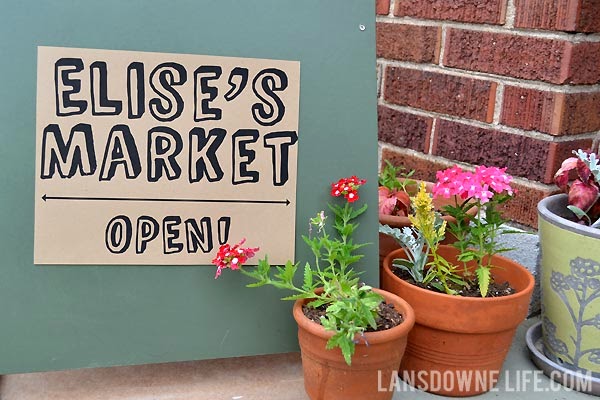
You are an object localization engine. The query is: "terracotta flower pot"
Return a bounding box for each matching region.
[378,181,477,270]
[293,288,415,400]
[381,246,534,396]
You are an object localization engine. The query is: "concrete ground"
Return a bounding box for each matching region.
[0,317,596,400]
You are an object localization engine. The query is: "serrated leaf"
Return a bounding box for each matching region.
[326,333,355,366]
[303,263,313,290]
[321,316,337,331]
[308,299,327,309]
[476,267,491,297]
[350,203,368,219]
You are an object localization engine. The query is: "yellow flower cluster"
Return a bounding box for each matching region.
[408,182,446,248]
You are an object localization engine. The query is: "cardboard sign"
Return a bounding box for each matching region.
[34,47,300,265]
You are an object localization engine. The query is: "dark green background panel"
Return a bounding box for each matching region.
[0,0,378,373]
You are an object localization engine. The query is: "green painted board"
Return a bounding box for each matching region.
[0,0,377,373]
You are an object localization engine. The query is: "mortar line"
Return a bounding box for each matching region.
[505,0,516,28]
[379,99,600,143]
[388,0,396,17]
[378,59,600,93]
[428,119,437,154]
[438,25,447,66]
[493,82,505,125]
[375,16,600,43]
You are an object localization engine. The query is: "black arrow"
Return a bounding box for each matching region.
[42,194,290,206]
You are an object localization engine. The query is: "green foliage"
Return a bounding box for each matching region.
[475,266,491,299]
[378,160,416,192]
[379,224,427,283]
[426,250,464,295]
[443,193,518,297]
[240,200,383,365]
[576,149,600,181]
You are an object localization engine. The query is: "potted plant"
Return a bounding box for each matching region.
[378,161,476,269]
[213,176,415,400]
[381,165,535,396]
[533,147,600,391]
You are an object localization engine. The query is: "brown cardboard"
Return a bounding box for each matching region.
[35,46,300,265]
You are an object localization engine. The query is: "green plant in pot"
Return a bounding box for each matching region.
[213,176,415,400]
[380,165,535,396]
[378,161,477,272]
[534,147,600,392]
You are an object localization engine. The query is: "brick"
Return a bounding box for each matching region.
[376,23,441,63]
[444,29,574,84]
[431,119,593,183]
[501,86,600,135]
[395,0,506,24]
[514,0,600,33]
[500,179,560,227]
[569,41,600,84]
[384,66,496,122]
[580,0,600,32]
[378,106,432,152]
[381,147,454,182]
[377,0,390,15]
[443,29,600,84]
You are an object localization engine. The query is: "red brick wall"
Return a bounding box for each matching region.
[376,0,600,227]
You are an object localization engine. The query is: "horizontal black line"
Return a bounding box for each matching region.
[42,194,290,206]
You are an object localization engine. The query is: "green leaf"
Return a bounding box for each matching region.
[281,293,315,301]
[447,275,466,286]
[326,332,355,366]
[568,205,589,220]
[457,252,476,262]
[321,315,337,331]
[302,263,313,290]
[476,266,491,297]
[350,203,368,219]
[308,299,328,309]
[245,281,268,288]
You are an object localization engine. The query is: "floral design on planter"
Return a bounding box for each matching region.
[546,257,600,366]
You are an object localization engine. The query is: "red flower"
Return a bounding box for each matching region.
[331,176,366,203]
[212,238,259,279]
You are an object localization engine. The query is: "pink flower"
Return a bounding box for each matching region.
[432,165,514,204]
[212,238,259,279]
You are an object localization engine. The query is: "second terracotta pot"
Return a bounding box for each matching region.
[382,246,534,396]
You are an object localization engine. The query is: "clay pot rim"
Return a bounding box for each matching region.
[292,287,415,345]
[383,245,535,304]
[538,194,600,239]
[378,180,478,226]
